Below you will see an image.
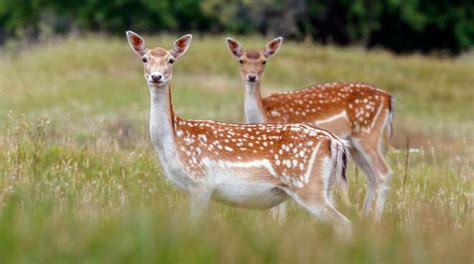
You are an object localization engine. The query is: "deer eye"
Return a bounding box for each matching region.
[262,60,267,65]
[168,58,175,64]
[239,59,244,64]
[142,57,148,63]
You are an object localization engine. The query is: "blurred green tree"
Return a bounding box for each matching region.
[0,0,472,54]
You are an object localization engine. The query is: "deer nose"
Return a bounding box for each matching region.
[247,74,257,82]
[150,73,163,82]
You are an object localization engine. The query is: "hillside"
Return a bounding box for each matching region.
[0,35,472,262]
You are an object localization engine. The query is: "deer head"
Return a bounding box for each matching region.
[226,37,283,83]
[126,31,192,88]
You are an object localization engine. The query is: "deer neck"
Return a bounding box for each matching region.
[148,83,178,159]
[244,81,266,123]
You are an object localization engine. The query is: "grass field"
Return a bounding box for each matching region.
[0,34,473,263]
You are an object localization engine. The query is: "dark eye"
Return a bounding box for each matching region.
[168,58,175,64]
[262,60,267,65]
[239,59,244,64]
[142,57,148,63]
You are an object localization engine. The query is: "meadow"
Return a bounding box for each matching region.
[0,34,473,263]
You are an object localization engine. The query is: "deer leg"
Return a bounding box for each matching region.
[271,201,288,225]
[353,138,392,221]
[318,202,352,240]
[349,142,378,216]
[365,145,392,221]
[189,187,212,224]
[287,190,352,239]
[284,155,351,239]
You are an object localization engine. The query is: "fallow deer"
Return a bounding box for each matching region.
[226,37,394,221]
[126,31,351,236]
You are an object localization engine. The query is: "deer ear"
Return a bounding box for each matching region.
[170,34,192,59]
[264,37,283,58]
[226,37,242,58]
[126,31,147,56]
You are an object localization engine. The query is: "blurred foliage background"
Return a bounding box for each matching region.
[0,0,473,55]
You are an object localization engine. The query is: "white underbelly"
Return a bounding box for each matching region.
[211,178,288,210]
[201,157,288,209]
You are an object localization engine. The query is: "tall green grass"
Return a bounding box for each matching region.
[0,35,473,263]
